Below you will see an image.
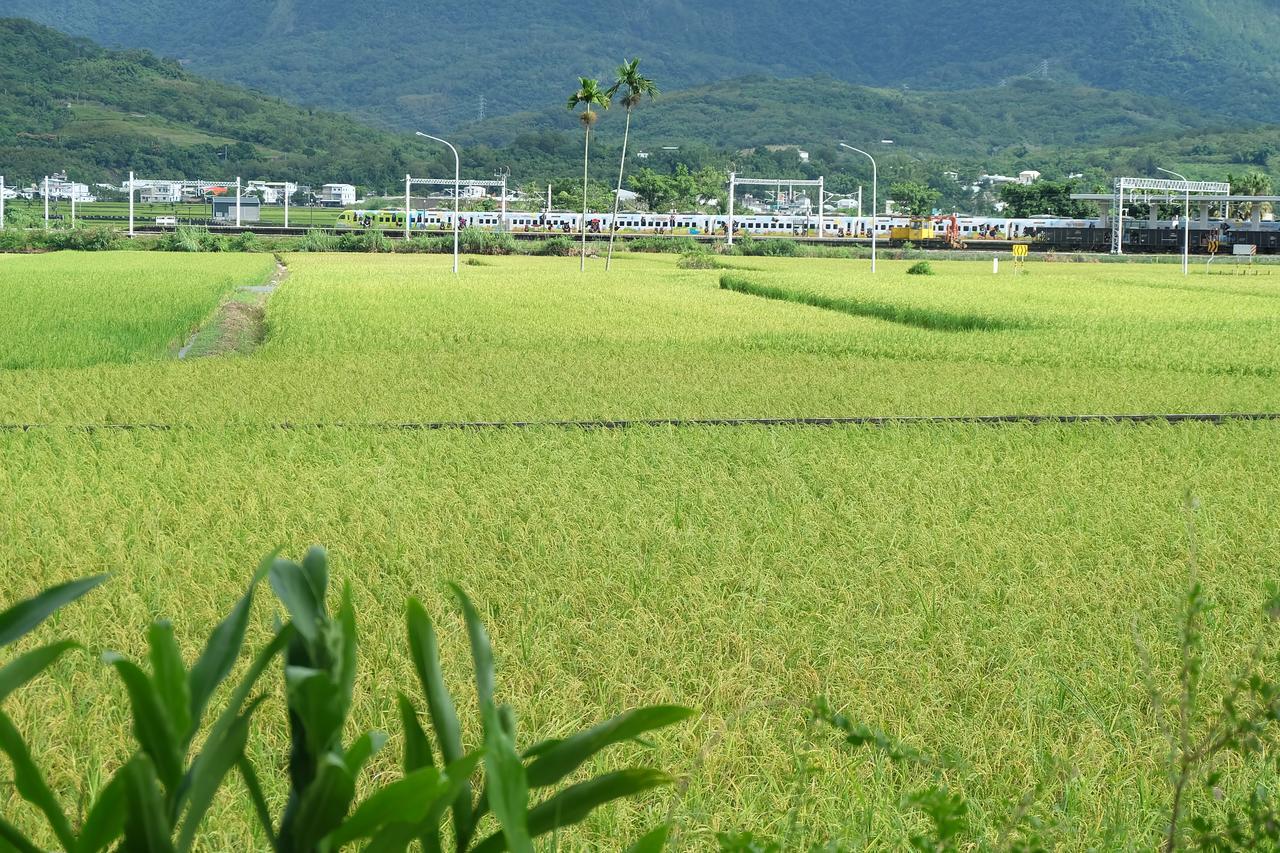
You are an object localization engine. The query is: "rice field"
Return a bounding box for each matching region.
[2,251,1279,849]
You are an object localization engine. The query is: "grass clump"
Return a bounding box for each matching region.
[907,260,935,276]
[676,251,726,270]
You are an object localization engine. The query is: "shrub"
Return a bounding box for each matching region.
[156,226,206,253]
[733,236,799,257]
[337,229,391,253]
[676,251,724,270]
[460,225,517,255]
[229,231,265,253]
[629,236,702,254]
[0,548,689,851]
[907,260,935,275]
[531,235,577,257]
[294,229,339,252]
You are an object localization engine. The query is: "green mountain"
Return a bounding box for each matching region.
[4,0,1279,130]
[0,18,444,188]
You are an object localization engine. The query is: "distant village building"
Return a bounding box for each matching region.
[247,181,298,204]
[319,183,357,207]
[211,196,261,222]
[1018,170,1042,185]
[139,181,184,204]
[39,172,95,202]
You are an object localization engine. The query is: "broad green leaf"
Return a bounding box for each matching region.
[176,627,290,824]
[148,622,192,747]
[0,816,44,853]
[0,709,76,850]
[174,696,266,853]
[337,581,357,713]
[397,693,433,772]
[406,597,469,848]
[105,654,183,796]
[525,706,693,788]
[363,822,420,853]
[300,546,330,603]
[285,665,346,758]
[451,584,531,853]
[0,574,107,648]
[270,557,324,646]
[187,558,269,730]
[0,640,77,703]
[471,769,672,853]
[121,754,176,853]
[625,823,673,853]
[77,768,127,853]
[325,765,443,846]
[343,730,389,777]
[236,756,275,847]
[289,754,356,852]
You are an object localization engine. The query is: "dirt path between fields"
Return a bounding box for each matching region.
[178,255,288,359]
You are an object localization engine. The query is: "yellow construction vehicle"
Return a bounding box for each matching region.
[890,216,934,243]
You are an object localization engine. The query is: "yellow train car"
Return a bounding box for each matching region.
[890,217,934,242]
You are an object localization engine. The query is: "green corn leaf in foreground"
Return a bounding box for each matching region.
[104,653,184,797]
[269,554,325,646]
[451,583,533,853]
[0,816,45,853]
[470,768,674,853]
[76,769,128,853]
[0,640,78,703]
[177,626,291,846]
[187,556,270,731]
[121,754,177,853]
[288,754,356,852]
[0,709,76,851]
[0,574,107,648]
[625,823,673,853]
[148,621,192,748]
[406,597,471,848]
[525,705,694,788]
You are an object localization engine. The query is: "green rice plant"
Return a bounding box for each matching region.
[719,272,1025,332]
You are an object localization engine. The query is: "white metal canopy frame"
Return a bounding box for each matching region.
[402,173,509,239]
[726,172,825,248]
[125,173,244,236]
[1110,176,1230,256]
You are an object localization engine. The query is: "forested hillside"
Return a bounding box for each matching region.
[4,0,1278,130]
[0,19,442,187]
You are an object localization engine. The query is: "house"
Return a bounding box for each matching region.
[319,184,357,207]
[247,181,298,204]
[211,196,261,222]
[40,172,96,202]
[1018,170,1042,185]
[140,182,184,204]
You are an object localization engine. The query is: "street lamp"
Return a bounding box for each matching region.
[416,131,460,274]
[839,143,880,273]
[1157,167,1191,276]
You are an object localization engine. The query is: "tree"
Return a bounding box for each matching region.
[997,180,1095,218]
[888,180,941,216]
[567,77,610,272]
[628,168,675,212]
[1226,171,1273,220]
[604,58,658,271]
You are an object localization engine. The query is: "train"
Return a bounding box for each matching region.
[336,209,1280,254]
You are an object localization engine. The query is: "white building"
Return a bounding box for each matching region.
[247,181,298,204]
[460,185,486,200]
[319,183,357,207]
[40,172,95,202]
[139,181,184,204]
[1018,170,1042,185]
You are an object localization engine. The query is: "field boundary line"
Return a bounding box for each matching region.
[4,413,1280,433]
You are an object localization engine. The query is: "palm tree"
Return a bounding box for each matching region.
[567,77,610,271]
[604,59,658,271]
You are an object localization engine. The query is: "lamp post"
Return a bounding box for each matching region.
[1157,167,1191,276]
[417,131,460,274]
[839,143,879,273]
